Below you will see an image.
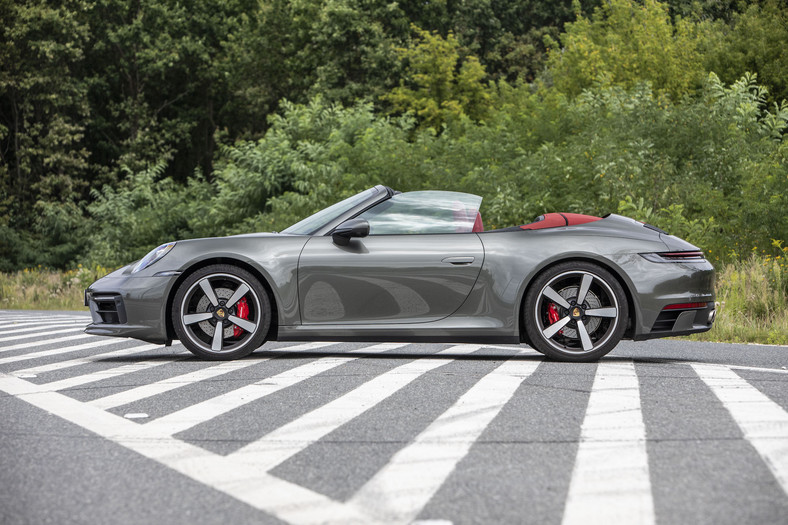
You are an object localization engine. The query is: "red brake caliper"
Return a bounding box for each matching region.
[233,297,249,337]
[547,303,562,334]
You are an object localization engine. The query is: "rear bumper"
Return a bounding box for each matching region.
[611,253,715,340]
[633,301,716,340]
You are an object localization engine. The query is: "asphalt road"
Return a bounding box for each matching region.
[1,310,786,525]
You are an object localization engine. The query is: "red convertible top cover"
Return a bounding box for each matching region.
[520,212,602,230]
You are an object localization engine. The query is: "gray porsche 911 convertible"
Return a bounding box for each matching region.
[85,185,715,362]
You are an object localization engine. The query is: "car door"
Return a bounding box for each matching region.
[297,233,484,324]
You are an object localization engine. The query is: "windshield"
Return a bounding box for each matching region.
[282,187,381,235]
[358,191,482,234]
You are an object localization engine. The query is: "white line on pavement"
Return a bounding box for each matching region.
[228,344,483,472]
[346,357,537,525]
[41,357,189,391]
[88,342,340,410]
[0,339,149,366]
[16,344,165,375]
[561,360,654,525]
[693,364,788,496]
[0,333,95,353]
[0,326,86,343]
[0,316,88,325]
[0,373,372,525]
[143,355,356,437]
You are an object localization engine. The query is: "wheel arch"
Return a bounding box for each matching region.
[165,257,280,342]
[517,256,637,343]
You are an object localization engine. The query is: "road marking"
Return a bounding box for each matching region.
[16,344,164,375]
[0,316,88,327]
[0,321,87,334]
[0,372,372,525]
[0,326,86,343]
[0,333,95,353]
[228,344,483,472]
[346,358,537,525]
[88,342,340,410]
[727,364,788,376]
[562,360,654,525]
[0,338,146,366]
[40,357,189,391]
[144,356,357,436]
[693,364,788,496]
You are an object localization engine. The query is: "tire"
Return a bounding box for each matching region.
[523,261,628,362]
[172,264,271,360]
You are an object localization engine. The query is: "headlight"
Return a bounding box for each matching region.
[131,242,176,273]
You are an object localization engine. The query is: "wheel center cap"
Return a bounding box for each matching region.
[215,308,226,319]
[571,307,583,319]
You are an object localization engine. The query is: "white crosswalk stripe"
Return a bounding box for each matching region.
[0,326,86,342]
[144,356,357,436]
[562,360,654,525]
[228,344,487,473]
[1,312,787,525]
[693,363,788,496]
[0,338,144,366]
[88,342,338,410]
[345,357,538,525]
[0,333,95,353]
[15,344,165,374]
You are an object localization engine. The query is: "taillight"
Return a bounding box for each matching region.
[640,251,706,263]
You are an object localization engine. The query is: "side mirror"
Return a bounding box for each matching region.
[332,218,370,246]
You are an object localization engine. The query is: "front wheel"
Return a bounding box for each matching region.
[172,264,271,360]
[523,261,628,362]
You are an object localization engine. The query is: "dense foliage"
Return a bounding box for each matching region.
[1,0,786,271]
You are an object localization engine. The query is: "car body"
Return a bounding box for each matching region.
[85,185,715,362]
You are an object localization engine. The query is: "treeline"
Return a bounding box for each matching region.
[1,0,787,270]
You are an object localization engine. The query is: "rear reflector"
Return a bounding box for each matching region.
[663,302,708,310]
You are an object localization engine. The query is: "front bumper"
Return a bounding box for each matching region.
[84,270,181,345]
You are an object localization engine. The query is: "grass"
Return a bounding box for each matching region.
[1,255,786,345]
[0,265,114,311]
[690,252,788,346]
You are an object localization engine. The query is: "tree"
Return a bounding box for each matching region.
[702,0,788,103]
[546,0,705,99]
[383,26,492,129]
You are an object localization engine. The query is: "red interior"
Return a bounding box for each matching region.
[520,212,601,230]
[472,212,484,232]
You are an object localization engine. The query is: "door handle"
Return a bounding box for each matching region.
[442,256,475,265]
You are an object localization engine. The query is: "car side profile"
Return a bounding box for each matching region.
[85,185,715,362]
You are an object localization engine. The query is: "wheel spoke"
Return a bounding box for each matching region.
[225,284,250,309]
[577,274,593,305]
[543,286,571,309]
[585,307,617,318]
[199,279,219,307]
[576,320,593,351]
[211,323,224,351]
[183,312,213,325]
[228,315,255,333]
[543,316,571,338]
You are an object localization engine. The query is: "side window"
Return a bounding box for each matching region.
[357,191,482,235]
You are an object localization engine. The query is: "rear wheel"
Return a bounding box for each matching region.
[172,264,271,360]
[524,261,628,362]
